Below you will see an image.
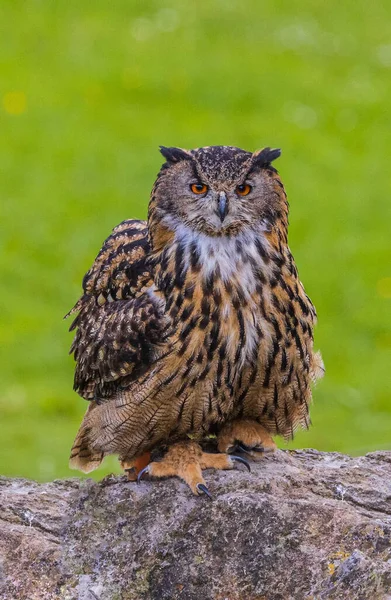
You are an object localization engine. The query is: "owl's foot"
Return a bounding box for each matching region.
[121,451,151,482]
[137,440,250,497]
[217,419,277,460]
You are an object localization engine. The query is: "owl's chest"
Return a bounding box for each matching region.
[160,232,276,371]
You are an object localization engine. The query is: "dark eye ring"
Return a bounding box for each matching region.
[191,183,208,195]
[236,184,252,196]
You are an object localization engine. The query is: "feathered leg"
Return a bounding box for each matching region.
[217,419,277,460]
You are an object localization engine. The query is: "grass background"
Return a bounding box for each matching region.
[1,0,390,481]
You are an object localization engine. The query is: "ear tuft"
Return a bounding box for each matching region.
[252,147,281,168]
[159,146,191,164]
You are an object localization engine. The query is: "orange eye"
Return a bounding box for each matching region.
[236,184,252,196]
[191,183,208,195]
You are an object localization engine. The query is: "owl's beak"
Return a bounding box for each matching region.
[217,192,228,222]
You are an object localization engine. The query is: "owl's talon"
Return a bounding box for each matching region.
[227,443,255,456]
[237,443,254,455]
[238,442,271,454]
[137,465,150,484]
[230,455,251,472]
[131,441,252,497]
[236,442,274,456]
[196,483,213,500]
[238,442,254,453]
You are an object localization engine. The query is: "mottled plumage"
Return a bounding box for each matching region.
[68,145,324,495]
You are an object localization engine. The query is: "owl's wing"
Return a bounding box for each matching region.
[67,219,169,401]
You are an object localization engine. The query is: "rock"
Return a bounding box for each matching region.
[1,449,391,600]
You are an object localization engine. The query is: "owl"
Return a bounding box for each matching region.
[68,145,324,497]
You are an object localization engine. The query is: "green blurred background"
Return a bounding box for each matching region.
[1,0,390,481]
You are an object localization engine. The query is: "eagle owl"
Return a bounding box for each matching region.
[68,145,324,497]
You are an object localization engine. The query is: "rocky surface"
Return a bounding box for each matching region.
[1,449,391,600]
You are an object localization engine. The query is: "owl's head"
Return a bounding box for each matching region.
[150,145,287,238]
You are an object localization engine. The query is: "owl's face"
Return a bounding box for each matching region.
[152,146,286,237]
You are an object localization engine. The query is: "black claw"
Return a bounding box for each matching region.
[239,442,252,450]
[227,443,253,455]
[137,466,150,484]
[233,442,272,455]
[230,455,251,472]
[234,444,252,455]
[196,483,213,500]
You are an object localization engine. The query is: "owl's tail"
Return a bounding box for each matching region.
[69,402,104,473]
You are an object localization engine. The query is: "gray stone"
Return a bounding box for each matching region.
[1,449,391,599]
